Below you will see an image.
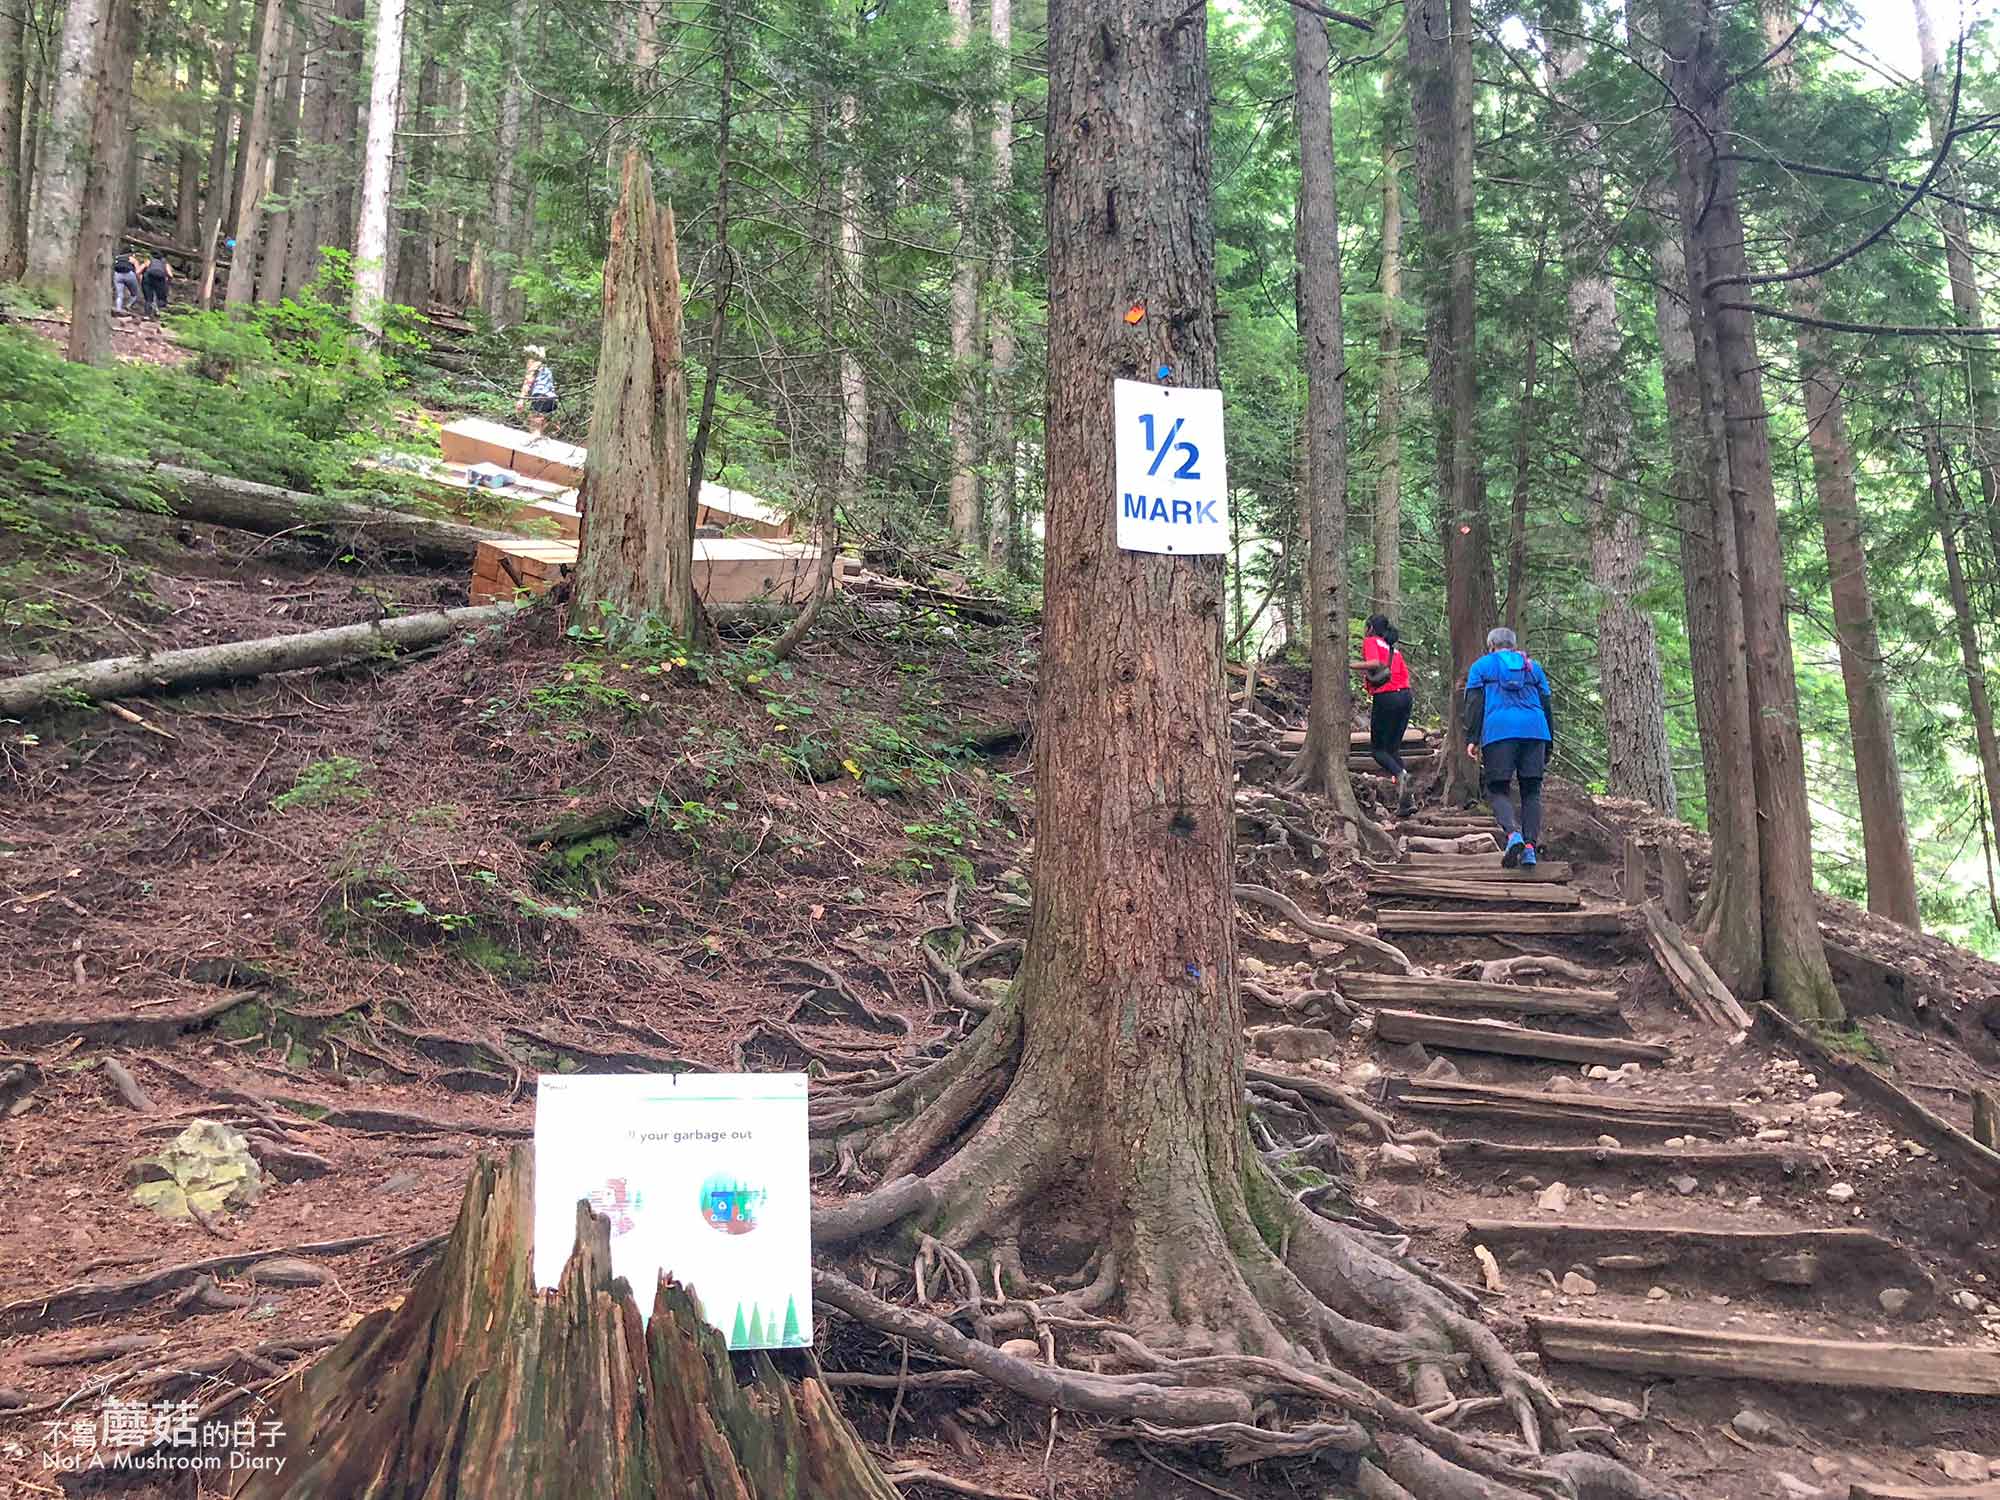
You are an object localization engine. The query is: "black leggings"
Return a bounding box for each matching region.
[1482,737,1547,843]
[1368,688,1413,776]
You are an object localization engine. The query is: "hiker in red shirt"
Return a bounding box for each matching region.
[1355,613,1416,815]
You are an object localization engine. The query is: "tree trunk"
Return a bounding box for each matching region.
[1372,136,1402,618]
[258,13,304,305]
[1664,0,1841,1023]
[350,0,406,331]
[484,0,524,324]
[944,0,980,551]
[23,0,104,298]
[685,0,734,531]
[393,29,436,311]
[235,1150,897,1500]
[428,65,464,308]
[224,0,287,308]
[1913,0,2000,575]
[66,0,135,365]
[838,96,867,525]
[1926,425,2000,909]
[1287,2,1364,839]
[1503,253,1539,639]
[174,45,203,249]
[572,151,693,642]
[985,0,1018,576]
[281,0,330,298]
[326,0,365,257]
[0,0,32,279]
[1551,40,1675,813]
[0,604,518,717]
[196,0,243,307]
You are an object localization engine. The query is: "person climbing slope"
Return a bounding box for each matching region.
[1354,613,1415,815]
[1464,625,1555,867]
[516,345,557,436]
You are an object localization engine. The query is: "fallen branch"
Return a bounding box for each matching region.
[0,604,521,717]
[1235,883,1417,974]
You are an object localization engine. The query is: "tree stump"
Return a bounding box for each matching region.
[238,1147,895,1500]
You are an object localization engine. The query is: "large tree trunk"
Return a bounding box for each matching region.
[484,0,525,324]
[1913,0,2000,575]
[944,0,980,551]
[281,0,330,298]
[236,1150,897,1500]
[393,30,437,310]
[1287,1,1364,841]
[985,0,1018,576]
[1372,136,1402,618]
[174,45,203,249]
[837,96,867,523]
[223,0,287,308]
[1927,424,2000,886]
[196,0,244,307]
[258,14,305,305]
[1551,41,1675,813]
[325,0,365,257]
[0,0,32,279]
[1503,248,1540,639]
[65,0,136,366]
[571,151,693,641]
[23,0,104,298]
[350,0,406,331]
[685,0,735,530]
[1664,0,1842,1023]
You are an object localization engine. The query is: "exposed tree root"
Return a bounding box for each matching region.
[1234,882,1418,973]
[1467,954,1607,987]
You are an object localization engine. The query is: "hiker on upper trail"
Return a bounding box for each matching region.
[112,250,140,316]
[1354,613,1415,815]
[516,345,557,436]
[140,253,172,318]
[1464,625,1555,868]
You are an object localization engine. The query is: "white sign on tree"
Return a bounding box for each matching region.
[533,1072,811,1350]
[1113,378,1230,554]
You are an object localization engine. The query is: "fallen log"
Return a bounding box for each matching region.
[1365,874,1582,908]
[1375,909,1633,936]
[1385,1076,1743,1137]
[1339,974,1620,1017]
[1850,1483,2000,1500]
[0,604,519,716]
[1465,1221,1930,1299]
[1372,1010,1668,1067]
[237,1149,898,1500]
[1527,1316,2000,1397]
[1438,1139,1806,1174]
[1642,901,1752,1031]
[1386,855,1575,880]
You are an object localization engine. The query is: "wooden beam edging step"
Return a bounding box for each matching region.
[1754,1002,2000,1196]
[1372,1010,1668,1067]
[1376,909,1634,936]
[1339,973,1620,1018]
[1365,875,1582,908]
[1384,1076,1744,1136]
[1438,1139,1806,1174]
[1464,1220,1931,1295]
[1381,856,1575,880]
[1642,900,1753,1031]
[1526,1316,2000,1397]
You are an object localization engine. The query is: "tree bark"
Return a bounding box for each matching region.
[0,1,32,279]
[258,12,304,305]
[393,26,436,311]
[685,0,734,531]
[1551,40,1675,813]
[985,0,1019,576]
[1925,424,2000,909]
[837,94,867,526]
[66,0,136,366]
[1288,2,1364,839]
[0,604,518,717]
[1503,248,1539,640]
[484,0,525,324]
[945,0,980,551]
[281,0,331,298]
[350,0,407,332]
[23,0,104,298]
[236,1150,897,1500]
[196,0,243,307]
[1373,136,1402,618]
[223,0,287,308]
[174,45,203,250]
[325,0,365,257]
[572,151,693,642]
[1663,0,1841,1022]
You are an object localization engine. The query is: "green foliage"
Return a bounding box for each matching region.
[271,757,372,813]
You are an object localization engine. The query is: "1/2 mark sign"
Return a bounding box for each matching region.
[1114,379,1230,554]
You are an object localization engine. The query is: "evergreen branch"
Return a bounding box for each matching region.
[1721,301,2000,337]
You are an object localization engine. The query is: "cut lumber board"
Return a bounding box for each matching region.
[1339,973,1619,1017]
[1385,1076,1744,1136]
[1849,1483,2000,1500]
[1755,1003,2000,1196]
[1348,727,1431,748]
[1438,1139,1805,1173]
[1464,1221,1929,1292]
[1367,874,1582,908]
[1527,1317,2000,1397]
[1375,909,1633,936]
[1373,1010,1667,1066]
[471,537,846,609]
[1642,900,1753,1031]
[1389,856,1574,880]
[1349,752,1437,774]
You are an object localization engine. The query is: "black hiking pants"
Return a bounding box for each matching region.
[1368,688,1413,776]
[1481,736,1548,844]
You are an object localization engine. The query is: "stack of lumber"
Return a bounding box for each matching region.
[470,537,857,606]
[439,418,587,486]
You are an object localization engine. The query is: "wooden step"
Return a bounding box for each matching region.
[1464,1220,1930,1294]
[1280,728,1430,751]
[1373,1010,1667,1067]
[1527,1316,2000,1397]
[1385,1076,1743,1136]
[1438,1139,1806,1174]
[1340,973,1619,1017]
[1349,753,1437,774]
[1367,875,1581,908]
[1390,856,1574,880]
[1376,909,1633,936]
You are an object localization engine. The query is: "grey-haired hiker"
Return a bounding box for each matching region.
[1463,626,1555,868]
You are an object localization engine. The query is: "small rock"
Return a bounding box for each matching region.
[1647,1285,1669,1301]
[1506,1248,1532,1267]
[1826,1182,1856,1203]
[1730,1407,1783,1443]
[1378,1143,1435,1179]
[1758,1251,1821,1287]
[1472,1244,1504,1292]
[1672,1175,1699,1196]
[1878,1287,1914,1317]
[1755,1127,1792,1142]
[1709,1294,1732,1306]
[1343,1122,1374,1139]
[1596,1253,1669,1272]
[0,1387,28,1410]
[1514,1175,1544,1192]
[1249,1025,1339,1063]
[1537,1182,1571,1212]
[1384,1041,1431,1070]
[247,1258,334,1287]
[380,1172,421,1194]
[1596,1135,1621,1149]
[1561,1272,1598,1297]
[1810,1458,1843,1478]
[1938,1452,1988,1483]
[1954,1290,1984,1312]
[1419,1055,1461,1083]
[1585,1065,1615,1081]
[1662,1136,1687,1148]
[1548,1076,1581,1095]
[1807,1091,1845,1110]
[1742,1195,1764,1209]
[998,1339,1042,1362]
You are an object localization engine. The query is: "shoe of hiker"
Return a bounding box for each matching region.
[1521,843,1537,868]
[1463,624,1554,864]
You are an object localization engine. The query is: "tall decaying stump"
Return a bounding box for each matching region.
[237,1148,895,1499]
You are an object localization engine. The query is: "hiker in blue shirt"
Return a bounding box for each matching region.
[1464,626,1555,868]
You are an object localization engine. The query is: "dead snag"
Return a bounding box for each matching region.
[240,1148,897,1500]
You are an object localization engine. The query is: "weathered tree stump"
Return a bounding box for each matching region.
[238,1148,895,1500]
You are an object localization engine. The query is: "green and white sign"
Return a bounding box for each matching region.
[533,1072,811,1350]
